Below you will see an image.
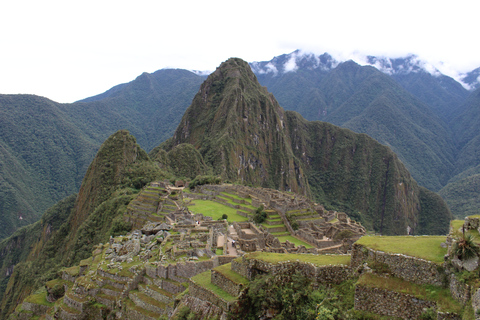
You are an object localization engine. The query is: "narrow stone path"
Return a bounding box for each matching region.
[226,238,237,256]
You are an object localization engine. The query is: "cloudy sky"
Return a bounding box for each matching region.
[1,0,479,103]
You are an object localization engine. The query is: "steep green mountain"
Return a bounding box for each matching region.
[254,55,459,191]
[69,69,205,151]
[0,70,204,241]
[0,95,98,240]
[160,58,310,195]
[159,58,452,235]
[439,87,480,217]
[326,62,456,191]
[0,130,167,318]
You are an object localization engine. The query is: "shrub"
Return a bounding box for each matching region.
[453,233,479,260]
[253,205,267,224]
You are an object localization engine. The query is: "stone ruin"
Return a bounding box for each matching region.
[193,184,366,254]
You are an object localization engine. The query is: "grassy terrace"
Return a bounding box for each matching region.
[243,252,351,266]
[356,236,447,264]
[277,235,314,248]
[187,199,249,222]
[24,290,53,307]
[216,195,257,211]
[213,263,249,285]
[190,270,237,302]
[221,192,252,204]
[357,273,462,314]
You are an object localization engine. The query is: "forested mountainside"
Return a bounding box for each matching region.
[1,51,479,243]
[253,51,480,217]
[0,70,203,241]
[0,95,98,240]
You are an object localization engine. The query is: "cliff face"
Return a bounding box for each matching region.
[162,58,451,235]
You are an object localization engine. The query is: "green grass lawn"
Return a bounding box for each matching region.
[243,252,351,266]
[357,273,462,314]
[276,235,314,248]
[187,200,249,222]
[191,270,237,302]
[356,236,447,264]
[24,290,54,307]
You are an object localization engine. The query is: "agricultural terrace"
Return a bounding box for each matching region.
[356,236,447,264]
[242,252,351,266]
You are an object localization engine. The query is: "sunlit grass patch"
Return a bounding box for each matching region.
[187,200,249,222]
[356,235,447,264]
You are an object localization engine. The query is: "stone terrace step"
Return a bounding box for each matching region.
[138,283,174,304]
[211,265,248,297]
[101,284,123,297]
[128,290,167,315]
[95,292,117,309]
[57,299,82,319]
[124,297,162,320]
[143,275,187,295]
[63,291,89,313]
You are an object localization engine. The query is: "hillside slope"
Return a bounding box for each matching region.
[0,70,203,241]
[0,130,167,318]
[0,95,98,240]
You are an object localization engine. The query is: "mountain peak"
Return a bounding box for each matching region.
[167,57,308,194]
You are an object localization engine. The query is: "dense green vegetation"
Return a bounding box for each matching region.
[0,130,168,318]
[0,70,203,241]
[232,271,360,319]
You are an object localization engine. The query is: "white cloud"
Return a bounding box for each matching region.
[283,53,299,73]
[1,0,480,102]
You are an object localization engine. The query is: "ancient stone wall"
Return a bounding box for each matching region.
[211,270,245,297]
[188,281,229,311]
[21,301,50,315]
[471,288,480,315]
[232,256,351,285]
[448,273,471,304]
[176,295,225,320]
[355,285,436,319]
[351,243,445,286]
